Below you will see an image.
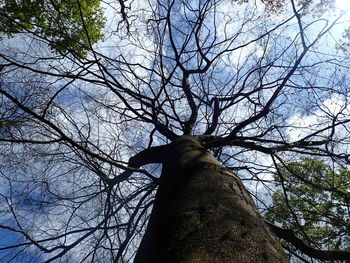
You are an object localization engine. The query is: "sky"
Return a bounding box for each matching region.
[337,0,350,10]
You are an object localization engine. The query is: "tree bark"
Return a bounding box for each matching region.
[134,136,289,263]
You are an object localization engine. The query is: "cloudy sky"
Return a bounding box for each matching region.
[1,0,350,262]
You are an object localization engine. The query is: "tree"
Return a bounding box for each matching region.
[0,0,105,57]
[0,0,350,262]
[265,158,350,262]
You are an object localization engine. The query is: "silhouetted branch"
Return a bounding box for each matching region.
[266,220,350,262]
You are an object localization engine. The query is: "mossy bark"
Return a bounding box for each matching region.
[134,136,289,263]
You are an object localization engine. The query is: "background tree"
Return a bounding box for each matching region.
[0,0,105,56]
[265,158,350,262]
[0,0,350,262]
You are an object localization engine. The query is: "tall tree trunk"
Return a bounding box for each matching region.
[134,136,289,263]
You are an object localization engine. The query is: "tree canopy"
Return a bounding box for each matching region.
[265,158,350,262]
[0,0,350,262]
[0,0,105,56]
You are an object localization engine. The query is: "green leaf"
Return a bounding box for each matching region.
[266,158,350,257]
[0,0,106,57]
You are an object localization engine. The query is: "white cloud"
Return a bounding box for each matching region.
[286,93,350,143]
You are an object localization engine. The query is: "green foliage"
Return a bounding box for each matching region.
[298,0,336,17]
[337,26,350,53]
[0,0,106,57]
[265,158,350,258]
